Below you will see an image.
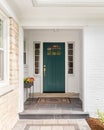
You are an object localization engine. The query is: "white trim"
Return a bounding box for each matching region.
[65,42,68,92]
[0,9,8,20]
[24,26,84,30]
[0,85,18,97]
[35,3,104,7]
[0,0,20,23]
[82,29,86,112]
[19,27,24,112]
[41,42,43,93]
[0,48,4,51]
[32,0,104,7]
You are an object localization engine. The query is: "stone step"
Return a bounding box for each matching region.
[19,112,89,119]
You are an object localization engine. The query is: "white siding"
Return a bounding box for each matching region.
[84,27,104,117]
[24,29,83,96]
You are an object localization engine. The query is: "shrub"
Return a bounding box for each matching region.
[97,109,104,124]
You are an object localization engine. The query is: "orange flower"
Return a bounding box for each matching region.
[24,77,35,83]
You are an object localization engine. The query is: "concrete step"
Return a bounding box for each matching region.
[19,112,89,119]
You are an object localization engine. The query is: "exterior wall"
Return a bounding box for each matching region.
[84,27,104,116]
[10,18,19,85]
[0,89,18,130]
[0,18,19,130]
[24,29,83,96]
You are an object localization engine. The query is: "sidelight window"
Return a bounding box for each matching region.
[68,43,74,74]
[34,42,40,74]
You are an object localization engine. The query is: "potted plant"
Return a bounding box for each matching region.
[24,77,35,88]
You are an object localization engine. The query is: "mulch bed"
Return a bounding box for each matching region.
[87,117,104,130]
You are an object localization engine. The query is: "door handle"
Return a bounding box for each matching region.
[43,65,46,77]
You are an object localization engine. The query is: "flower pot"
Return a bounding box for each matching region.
[24,82,32,88]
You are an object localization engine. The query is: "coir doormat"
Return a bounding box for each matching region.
[37,97,71,104]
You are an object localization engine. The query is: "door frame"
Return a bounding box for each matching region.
[40,42,68,93]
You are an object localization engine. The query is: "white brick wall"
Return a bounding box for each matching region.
[10,17,19,85]
[84,27,104,117]
[0,18,19,130]
[0,89,19,130]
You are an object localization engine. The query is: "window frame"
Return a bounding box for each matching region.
[0,10,9,86]
[67,42,75,75]
[33,41,41,75]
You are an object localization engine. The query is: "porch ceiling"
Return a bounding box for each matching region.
[6,0,104,18]
[5,0,104,27]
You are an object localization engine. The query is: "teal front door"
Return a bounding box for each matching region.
[43,42,65,93]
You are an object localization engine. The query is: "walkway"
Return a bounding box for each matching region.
[13,119,91,130]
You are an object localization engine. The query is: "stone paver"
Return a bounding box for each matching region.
[24,98,82,113]
[12,119,91,130]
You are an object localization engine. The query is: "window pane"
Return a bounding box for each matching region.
[35,56,39,61]
[0,19,3,48]
[68,44,73,49]
[68,69,73,74]
[24,41,26,52]
[35,69,39,74]
[0,50,4,80]
[68,62,73,67]
[35,62,39,67]
[35,50,40,55]
[24,52,26,64]
[68,56,73,61]
[35,44,40,49]
[68,50,73,55]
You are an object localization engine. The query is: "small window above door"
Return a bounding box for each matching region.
[47,45,61,56]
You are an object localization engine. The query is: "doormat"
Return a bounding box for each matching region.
[37,98,71,104]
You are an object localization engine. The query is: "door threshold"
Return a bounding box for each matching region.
[31,92,79,98]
